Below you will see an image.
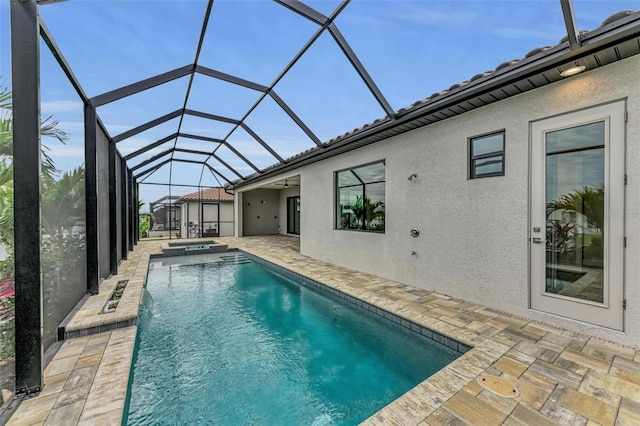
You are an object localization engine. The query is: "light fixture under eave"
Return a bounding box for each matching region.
[284,180,288,188]
[560,65,586,77]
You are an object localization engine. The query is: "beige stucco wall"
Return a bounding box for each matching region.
[236,55,640,346]
[180,200,234,237]
[242,189,280,235]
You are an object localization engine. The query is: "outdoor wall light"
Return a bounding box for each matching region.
[407,173,417,181]
[284,180,288,188]
[560,64,586,77]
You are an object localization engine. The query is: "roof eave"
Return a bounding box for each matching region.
[230,12,640,190]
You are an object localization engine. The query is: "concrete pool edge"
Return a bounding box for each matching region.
[240,249,514,424]
[7,237,640,425]
[245,250,473,355]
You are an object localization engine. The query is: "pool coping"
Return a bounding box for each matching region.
[242,250,508,424]
[7,236,640,425]
[246,251,473,355]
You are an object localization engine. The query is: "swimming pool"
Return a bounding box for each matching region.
[124,252,460,425]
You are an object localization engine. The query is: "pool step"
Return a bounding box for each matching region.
[175,256,253,269]
[158,241,229,257]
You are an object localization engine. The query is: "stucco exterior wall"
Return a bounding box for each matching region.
[180,201,234,237]
[242,189,280,235]
[293,56,640,346]
[219,202,234,237]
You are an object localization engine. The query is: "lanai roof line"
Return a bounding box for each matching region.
[38,16,90,104]
[275,0,394,118]
[112,109,183,143]
[207,0,353,171]
[135,158,171,180]
[232,8,640,189]
[124,134,178,161]
[204,163,234,186]
[172,0,216,189]
[171,148,244,180]
[129,149,174,172]
[89,64,193,107]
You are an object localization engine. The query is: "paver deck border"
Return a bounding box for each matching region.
[6,236,640,425]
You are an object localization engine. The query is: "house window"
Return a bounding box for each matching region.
[469,131,505,178]
[336,161,385,232]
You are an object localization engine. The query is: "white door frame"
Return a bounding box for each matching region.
[529,100,625,330]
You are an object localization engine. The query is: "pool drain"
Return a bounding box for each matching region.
[477,374,520,398]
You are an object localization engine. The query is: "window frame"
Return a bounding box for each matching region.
[468,130,506,179]
[334,160,385,233]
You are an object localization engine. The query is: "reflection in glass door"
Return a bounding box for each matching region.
[545,122,604,303]
[287,196,300,235]
[530,101,625,330]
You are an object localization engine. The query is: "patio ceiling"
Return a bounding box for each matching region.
[34,0,640,190]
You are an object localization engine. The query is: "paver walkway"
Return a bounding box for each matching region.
[7,236,640,425]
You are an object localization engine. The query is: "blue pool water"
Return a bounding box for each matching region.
[124,252,460,425]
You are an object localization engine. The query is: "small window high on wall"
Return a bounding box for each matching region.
[469,131,505,179]
[335,161,385,232]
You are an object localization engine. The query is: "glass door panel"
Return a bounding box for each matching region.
[530,101,625,330]
[287,196,300,235]
[545,122,604,303]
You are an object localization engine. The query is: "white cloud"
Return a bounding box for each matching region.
[49,145,85,158]
[41,100,83,114]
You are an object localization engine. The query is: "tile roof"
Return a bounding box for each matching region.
[236,9,640,186]
[177,187,234,202]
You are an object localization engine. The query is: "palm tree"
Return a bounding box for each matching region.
[0,159,14,253]
[547,185,605,231]
[41,167,85,238]
[0,81,69,178]
[342,195,385,231]
[0,79,70,258]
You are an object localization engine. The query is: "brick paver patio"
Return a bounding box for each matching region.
[7,236,640,425]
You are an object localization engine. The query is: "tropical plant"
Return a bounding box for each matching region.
[0,159,14,255]
[0,81,69,178]
[139,202,154,238]
[0,80,71,258]
[139,220,150,238]
[366,198,385,231]
[546,185,605,266]
[547,185,604,231]
[546,220,577,251]
[341,195,385,231]
[0,79,72,370]
[41,166,85,239]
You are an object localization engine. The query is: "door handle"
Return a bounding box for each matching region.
[532,237,546,244]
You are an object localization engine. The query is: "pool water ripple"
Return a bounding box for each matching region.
[124,253,459,425]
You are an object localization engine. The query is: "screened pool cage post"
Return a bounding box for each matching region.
[84,105,99,295]
[128,171,135,251]
[120,158,128,260]
[134,181,139,244]
[560,0,581,50]
[109,141,118,275]
[11,0,43,395]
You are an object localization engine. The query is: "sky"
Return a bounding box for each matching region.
[1,0,638,207]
